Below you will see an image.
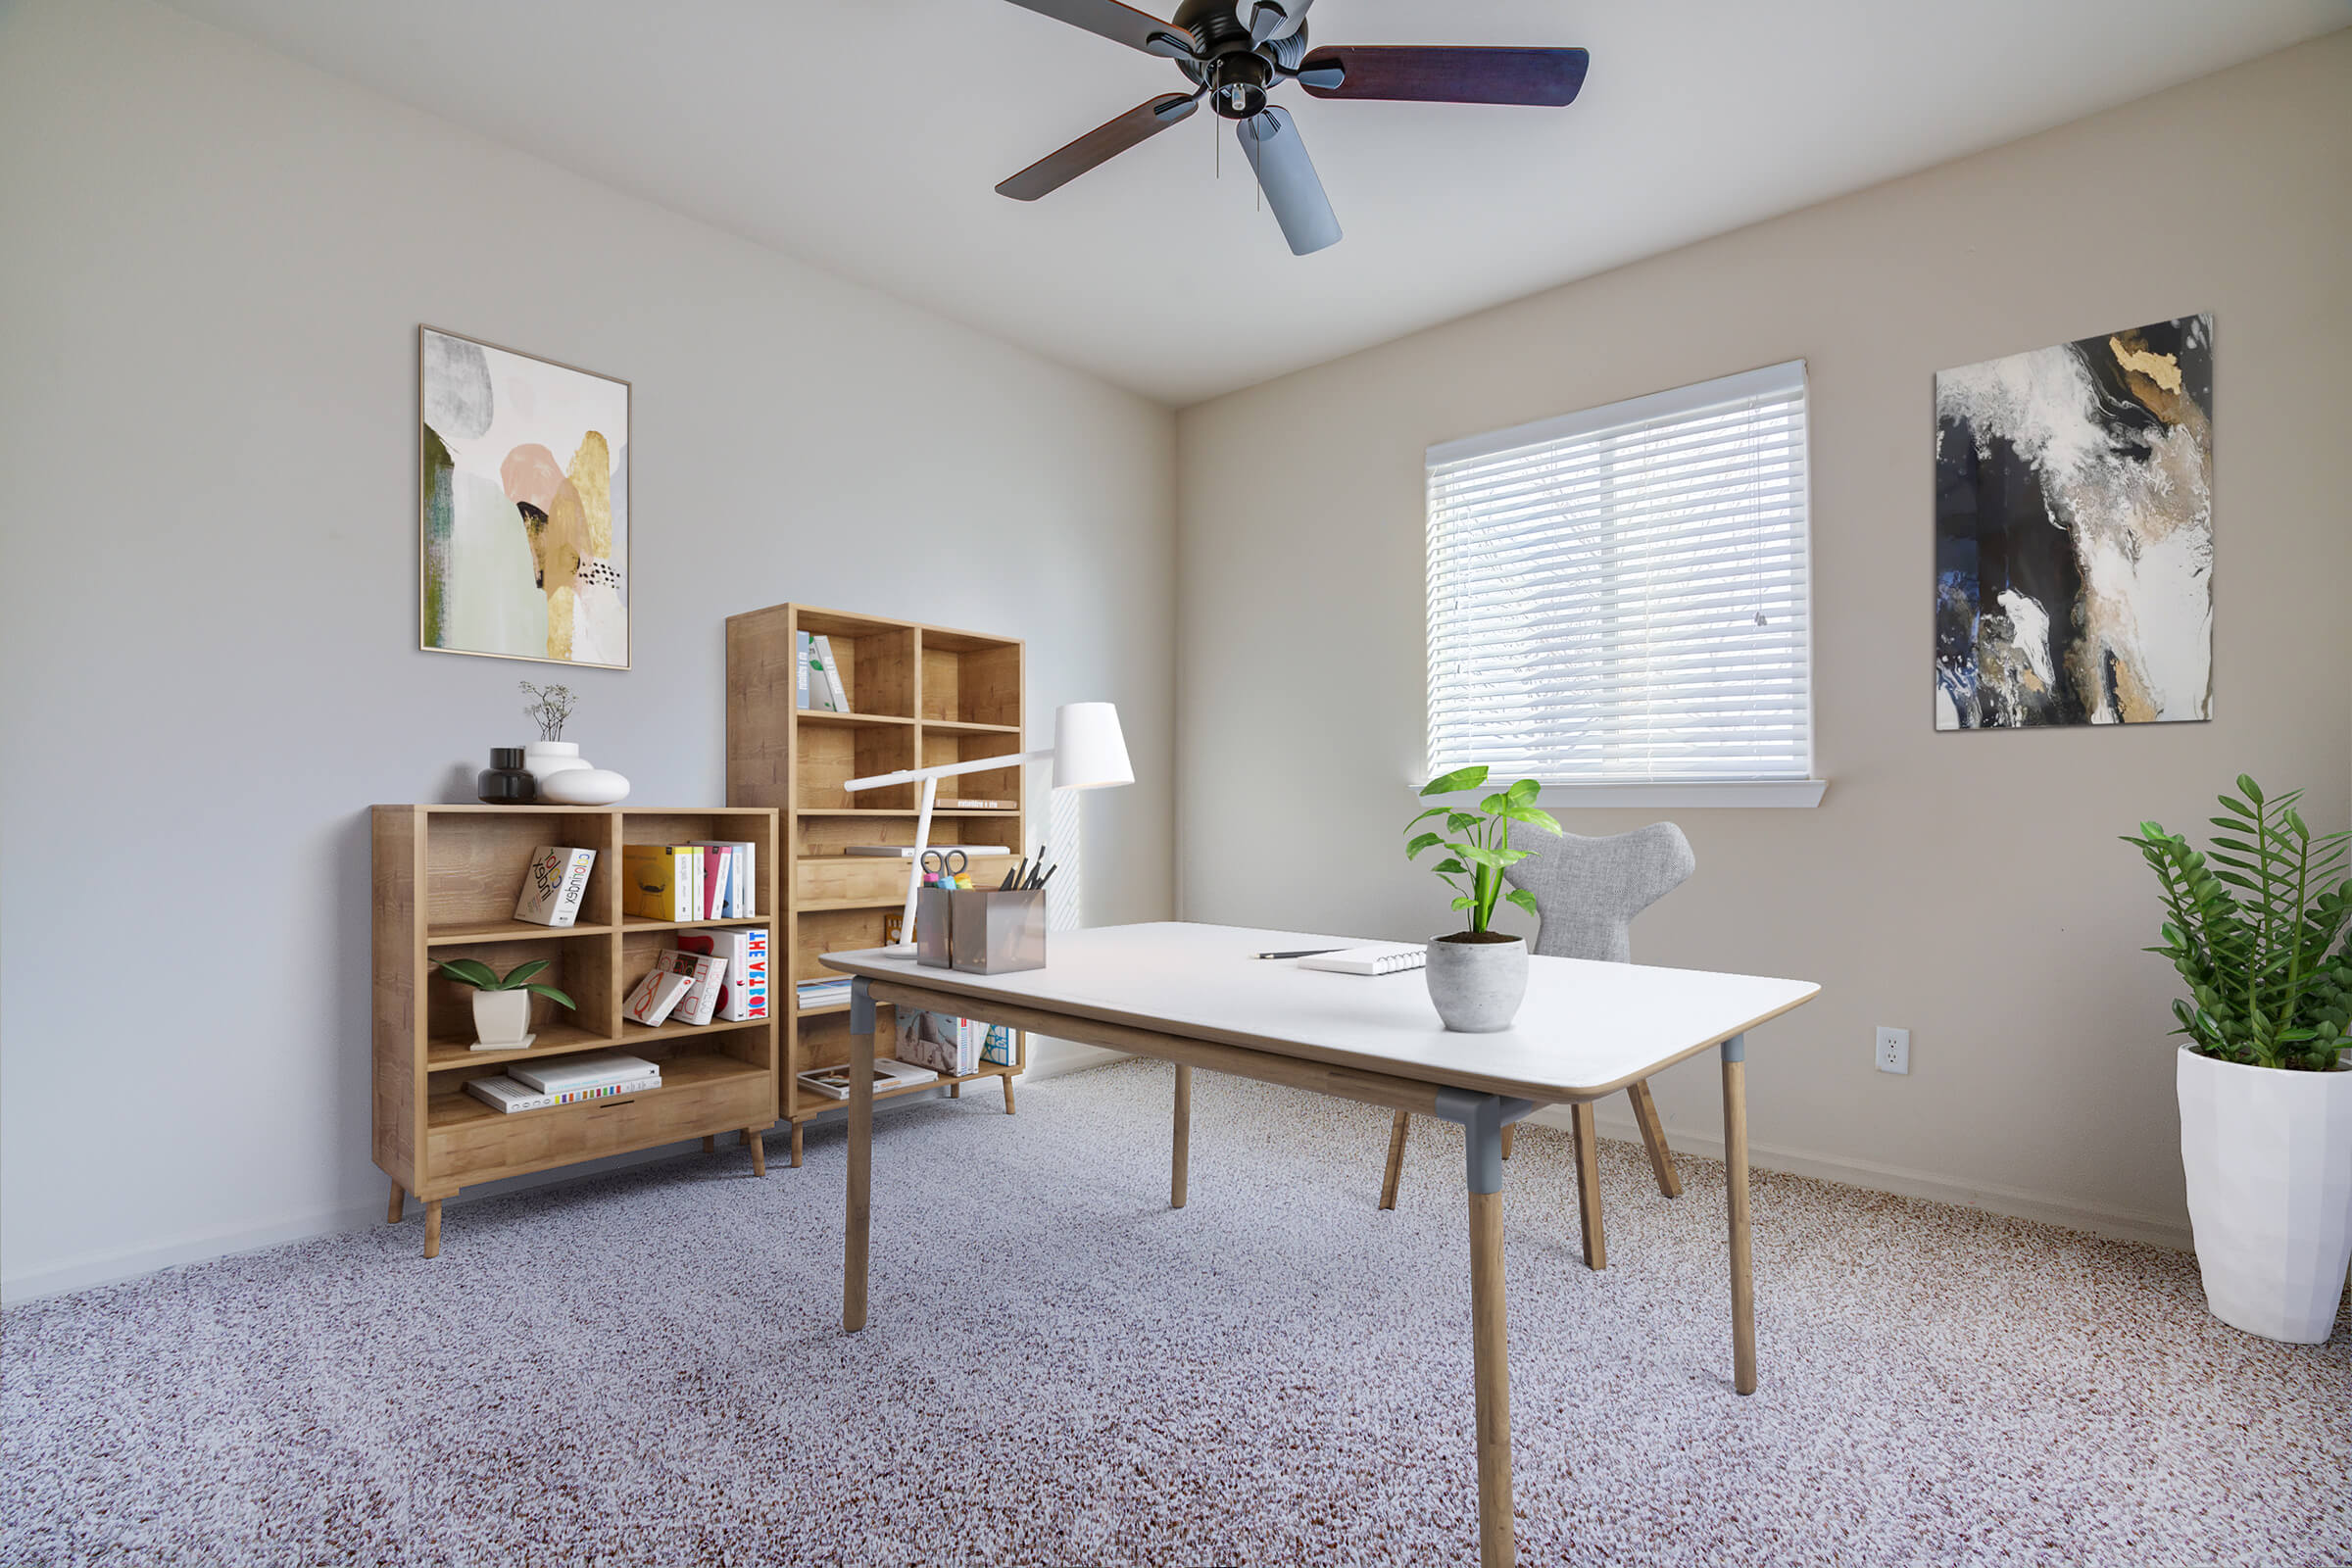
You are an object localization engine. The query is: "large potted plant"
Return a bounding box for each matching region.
[1405,765,1561,1032]
[2125,775,2352,1344]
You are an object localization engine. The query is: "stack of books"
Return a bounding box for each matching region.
[620,840,757,922]
[797,976,853,1011]
[466,1051,661,1114]
[796,1059,938,1101]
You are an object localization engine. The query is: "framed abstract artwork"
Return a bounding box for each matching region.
[418,326,630,668]
[1933,314,2212,729]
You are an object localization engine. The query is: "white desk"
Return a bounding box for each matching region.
[822,922,1819,1567]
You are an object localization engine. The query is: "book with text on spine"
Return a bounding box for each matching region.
[624,966,693,1027]
[661,949,729,1027]
[511,1050,662,1095]
[514,846,597,927]
[680,927,768,1021]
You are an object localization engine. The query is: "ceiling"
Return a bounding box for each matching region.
[166,0,2345,406]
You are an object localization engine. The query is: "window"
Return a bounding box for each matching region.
[1425,361,1818,803]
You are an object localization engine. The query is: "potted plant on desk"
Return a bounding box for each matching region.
[2125,774,2352,1344]
[1405,765,1561,1032]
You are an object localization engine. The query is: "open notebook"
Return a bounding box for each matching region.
[1297,944,1427,976]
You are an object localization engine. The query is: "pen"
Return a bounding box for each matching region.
[1034,863,1058,890]
[1253,949,1344,959]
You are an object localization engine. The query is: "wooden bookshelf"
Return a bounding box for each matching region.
[370,804,781,1256]
[726,604,1029,1163]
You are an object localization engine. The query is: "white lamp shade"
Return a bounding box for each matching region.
[1050,702,1133,790]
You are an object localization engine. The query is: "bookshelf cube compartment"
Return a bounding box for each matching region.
[920,728,1022,808]
[800,612,915,718]
[422,809,615,939]
[793,905,898,987]
[920,630,1021,727]
[619,809,777,925]
[795,722,914,812]
[423,931,615,1053]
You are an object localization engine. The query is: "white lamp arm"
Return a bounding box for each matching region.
[842,748,1054,794]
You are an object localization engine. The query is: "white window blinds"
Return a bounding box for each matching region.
[1425,361,1812,786]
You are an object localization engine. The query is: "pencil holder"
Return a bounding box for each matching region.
[916,887,1047,974]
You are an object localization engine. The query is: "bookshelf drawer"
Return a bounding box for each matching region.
[427,1070,772,1185]
[798,858,910,906]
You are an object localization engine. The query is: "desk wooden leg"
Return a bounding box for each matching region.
[1627,1080,1682,1198]
[1571,1101,1606,1271]
[1499,1124,1515,1161]
[422,1198,443,1259]
[386,1180,405,1225]
[1380,1109,1409,1209]
[1721,1034,1755,1394]
[745,1128,767,1177]
[845,978,874,1334]
[1171,1064,1191,1209]
[1468,1183,1515,1567]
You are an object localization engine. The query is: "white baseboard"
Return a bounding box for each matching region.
[2,1043,1128,1306]
[1524,1103,2194,1252]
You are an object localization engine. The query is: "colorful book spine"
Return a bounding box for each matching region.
[549,1073,661,1104]
[701,847,730,923]
[681,927,769,1021]
[514,845,597,927]
[982,1023,1015,1067]
[621,846,684,921]
[662,950,728,1027]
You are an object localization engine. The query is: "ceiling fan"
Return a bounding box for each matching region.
[993,0,1590,256]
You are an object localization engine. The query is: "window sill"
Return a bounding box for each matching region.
[1532,779,1829,809]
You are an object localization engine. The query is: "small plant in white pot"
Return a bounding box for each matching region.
[1406,765,1561,1032]
[2125,774,2352,1344]
[435,957,577,1053]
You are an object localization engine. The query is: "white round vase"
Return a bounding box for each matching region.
[1425,936,1529,1033]
[523,741,586,781]
[2177,1047,2352,1344]
[537,766,630,806]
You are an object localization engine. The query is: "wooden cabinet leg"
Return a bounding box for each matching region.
[1499,1124,1515,1160]
[845,979,874,1334]
[1002,1074,1016,1115]
[422,1198,443,1259]
[790,1120,804,1168]
[949,1081,960,1099]
[1171,1064,1191,1209]
[1380,1108,1410,1209]
[1627,1079,1682,1198]
[386,1179,405,1225]
[703,1135,715,1153]
[1571,1101,1606,1270]
[1468,1190,1514,1568]
[746,1127,767,1178]
[1721,1036,1756,1394]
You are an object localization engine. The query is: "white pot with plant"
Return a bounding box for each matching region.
[1405,765,1562,1032]
[436,957,578,1052]
[2126,773,2352,1345]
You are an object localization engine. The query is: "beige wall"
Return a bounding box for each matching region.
[1175,31,2352,1245]
[0,0,1175,1298]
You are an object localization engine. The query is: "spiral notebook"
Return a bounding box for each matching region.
[1296,945,1427,976]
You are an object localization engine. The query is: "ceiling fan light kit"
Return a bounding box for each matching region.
[996,0,1590,256]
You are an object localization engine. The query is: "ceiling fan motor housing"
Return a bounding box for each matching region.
[1175,2,1299,119]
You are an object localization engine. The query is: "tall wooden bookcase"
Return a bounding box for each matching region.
[370,804,780,1255]
[726,604,1029,1163]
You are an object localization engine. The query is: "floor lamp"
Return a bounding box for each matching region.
[843,701,1134,956]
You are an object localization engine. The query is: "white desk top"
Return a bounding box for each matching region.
[821,922,1818,1103]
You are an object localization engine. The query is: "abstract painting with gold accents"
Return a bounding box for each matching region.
[419,327,629,668]
[1933,315,2211,729]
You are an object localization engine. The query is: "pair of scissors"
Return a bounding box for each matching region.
[921,849,971,888]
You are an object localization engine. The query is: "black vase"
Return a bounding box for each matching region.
[477,747,537,805]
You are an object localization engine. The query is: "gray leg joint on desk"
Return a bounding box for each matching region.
[1432,1089,1538,1195]
[1719,1032,1745,1063]
[850,976,875,1033]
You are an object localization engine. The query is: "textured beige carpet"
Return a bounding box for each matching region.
[4,1058,2346,1566]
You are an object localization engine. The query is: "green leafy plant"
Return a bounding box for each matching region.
[1404,764,1563,936]
[2123,774,2352,1072]
[433,957,576,1010]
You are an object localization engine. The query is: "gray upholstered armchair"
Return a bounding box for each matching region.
[1378,822,1696,1270]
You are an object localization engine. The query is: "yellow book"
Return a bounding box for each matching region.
[622,845,686,920]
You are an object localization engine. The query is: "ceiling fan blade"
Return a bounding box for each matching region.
[999,0,1197,59]
[997,93,1200,202]
[1236,108,1341,256]
[1297,45,1589,106]
[1247,0,1311,45]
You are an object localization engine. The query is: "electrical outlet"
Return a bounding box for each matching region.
[1876,1025,1910,1075]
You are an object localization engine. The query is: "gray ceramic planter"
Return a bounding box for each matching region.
[1425,936,1529,1032]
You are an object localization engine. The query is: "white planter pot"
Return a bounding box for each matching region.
[523,741,585,781]
[2177,1046,2352,1344]
[1425,936,1528,1033]
[471,988,533,1049]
